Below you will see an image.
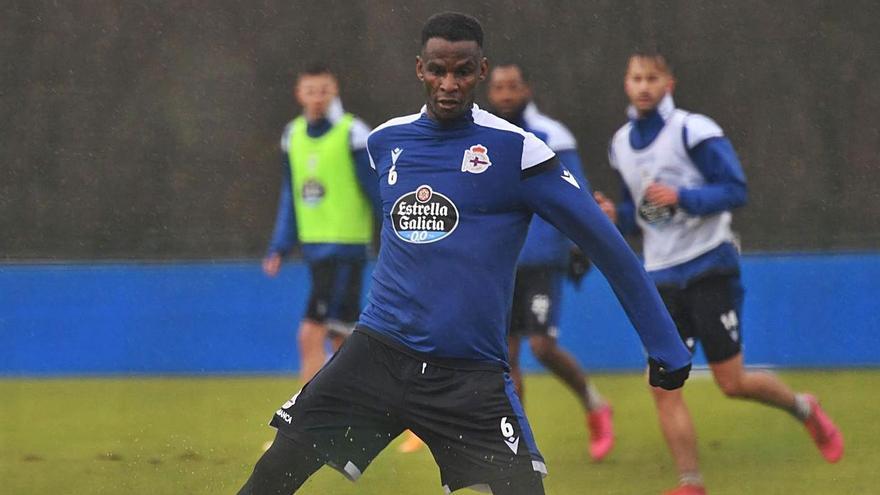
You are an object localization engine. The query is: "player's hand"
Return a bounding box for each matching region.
[567,247,591,287]
[644,183,679,207]
[648,357,691,390]
[593,191,617,224]
[262,253,282,277]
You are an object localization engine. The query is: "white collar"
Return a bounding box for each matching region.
[420,103,480,114]
[627,93,675,121]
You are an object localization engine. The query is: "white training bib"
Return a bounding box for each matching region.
[610,109,733,271]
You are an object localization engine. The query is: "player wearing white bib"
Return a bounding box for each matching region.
[594,52,843,495]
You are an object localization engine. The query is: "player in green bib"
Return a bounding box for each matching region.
[263,64,380,383]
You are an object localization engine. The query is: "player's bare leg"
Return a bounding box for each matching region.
[528,334,613,461]
[298,319,328,383]
[710,353,843,462]
[709,352,795,407]
[651,385,704,494]
[329,331,346,352]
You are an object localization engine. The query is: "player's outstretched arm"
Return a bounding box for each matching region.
[519,159,691,383]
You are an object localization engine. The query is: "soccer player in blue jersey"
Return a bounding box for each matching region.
[262,64,380,383]
[238,14,691,495]
[487,63,614,462]
[594,52,843,495]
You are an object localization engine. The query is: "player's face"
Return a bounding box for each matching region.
[417,38,488,122]
[624,57,675,116]
[296,74,338,121]
[487,66,531,121]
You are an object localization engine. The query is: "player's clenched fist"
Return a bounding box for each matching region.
[593,191,617,224]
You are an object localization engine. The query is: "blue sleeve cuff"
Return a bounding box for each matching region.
[267,155,298,255]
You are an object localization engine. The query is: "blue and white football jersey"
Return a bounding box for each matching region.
[359,104,690,370]
[514,102,588,268]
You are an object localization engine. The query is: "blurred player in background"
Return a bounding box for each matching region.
[487,63,614,462]
[594,51,844,495]
[238,13,691,495]
[262,64,380,383]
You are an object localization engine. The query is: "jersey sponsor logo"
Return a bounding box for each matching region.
[461,144,492,174]
[301,179,325,205]
[560,168,580,189]
[500,416,519,454]
[638,199,676,225]
[391,185,459,244]
[275,391,300,424]
[275,409,293,424]
[281,392,300,410]
[391,147,404,165]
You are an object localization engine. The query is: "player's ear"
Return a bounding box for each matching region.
[667,77,676,94]
[416,56,425,81]
[479,57,489,81]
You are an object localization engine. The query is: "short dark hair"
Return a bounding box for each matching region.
[421,12,483,48]
[300,63,334,78]
[628,49,674,76]
[492,62,529,83]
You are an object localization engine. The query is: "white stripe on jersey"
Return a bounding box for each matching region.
[366,112,422,170]
[471,105,555,171]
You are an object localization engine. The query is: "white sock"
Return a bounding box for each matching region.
[585,382,606,411]
[679,471,704,487]
[793,393,813,421]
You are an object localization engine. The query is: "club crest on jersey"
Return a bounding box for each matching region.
[461,144,492,174]
[391,185,460,244]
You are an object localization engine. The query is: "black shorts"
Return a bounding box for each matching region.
[270,328,546,492]
[657,273,745,364]
[305,259,364,334]
[509,267,563,339]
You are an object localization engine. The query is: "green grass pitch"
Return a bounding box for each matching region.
[1,370,877,494]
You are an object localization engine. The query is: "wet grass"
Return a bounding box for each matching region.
[0,371,876,494]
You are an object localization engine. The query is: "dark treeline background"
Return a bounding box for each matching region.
[2,0,878,259]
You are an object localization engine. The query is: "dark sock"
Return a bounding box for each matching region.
[237,432,324,495]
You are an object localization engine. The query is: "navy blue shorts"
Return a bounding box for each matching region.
[270,329,546,492]
[657,273,745,363]
[304,259,364,333]
[509,267,563,339]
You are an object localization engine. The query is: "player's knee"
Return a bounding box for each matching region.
[528,337,555,362]
[716,376,746,398]
[297,323,326,349]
